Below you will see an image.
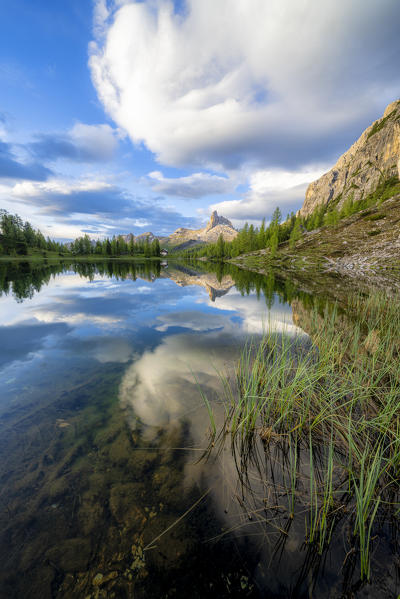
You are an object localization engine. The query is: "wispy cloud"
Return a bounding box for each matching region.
[8,176,199,238]
[147,170,234,198]
[0,141,52,181]
[28,122,119,163]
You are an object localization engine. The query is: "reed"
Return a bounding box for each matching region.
[203,289,400,581]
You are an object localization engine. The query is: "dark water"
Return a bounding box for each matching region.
[0,261,398,598]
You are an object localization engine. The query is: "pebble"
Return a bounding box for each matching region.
[92,573,103,586]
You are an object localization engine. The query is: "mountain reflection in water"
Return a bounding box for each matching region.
[0,260,397,598]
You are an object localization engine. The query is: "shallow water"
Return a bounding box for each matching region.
[0,261,398,598]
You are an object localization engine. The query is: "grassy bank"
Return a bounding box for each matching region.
[230,194,400,284]
[205,291,400,581]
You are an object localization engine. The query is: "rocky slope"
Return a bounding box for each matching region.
[164,211,238,249]
[232,192,400,289]
[301,99,400,216]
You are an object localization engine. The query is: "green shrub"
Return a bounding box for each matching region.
[367,109,396,139]
[364,213,385,221]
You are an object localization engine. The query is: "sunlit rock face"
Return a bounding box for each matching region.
[205,210,234,232]
[301,99,400,217]
[166,210,238,248]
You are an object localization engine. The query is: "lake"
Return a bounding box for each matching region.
[0,260,398,598]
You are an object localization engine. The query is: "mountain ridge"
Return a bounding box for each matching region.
[120,210,237,250]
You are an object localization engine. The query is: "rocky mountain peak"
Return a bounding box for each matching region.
[205,211,234,232]
[165,210,238,249]
[300,99,400,217]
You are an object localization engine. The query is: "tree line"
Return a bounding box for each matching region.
[179,173,400,260]
[180,207,301,259]
[69,234,161,257]
[0,210,160,257]
[0,210,64,255]
[2,172,397,261]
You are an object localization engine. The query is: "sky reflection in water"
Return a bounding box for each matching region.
[0,263,313,597]
[0,266,302,410]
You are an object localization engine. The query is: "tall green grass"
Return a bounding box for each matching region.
[205,291,400,582]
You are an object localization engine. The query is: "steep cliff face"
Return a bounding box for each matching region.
[301,100,400,217]
[205,211,233,231]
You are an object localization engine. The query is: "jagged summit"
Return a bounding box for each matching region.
[165,210,238,249]
[205,211,234,232]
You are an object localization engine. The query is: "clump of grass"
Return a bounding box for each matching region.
[204,290,400,582]
[364,213,385,221]
[367,109,396,139]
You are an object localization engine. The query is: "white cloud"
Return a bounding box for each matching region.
[211,166,327,221]
[90,0,400,170]
[148,170,234,198]
[12,177,113,199]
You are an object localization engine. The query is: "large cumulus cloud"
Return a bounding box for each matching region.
[89,0,400,170]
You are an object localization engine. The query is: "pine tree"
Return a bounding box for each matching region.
[258,218,266,249]
[129,234,135,255]
[151,238,160,257]
[270,229,279,258]
[289,219,302,249]
[216,233,225,259]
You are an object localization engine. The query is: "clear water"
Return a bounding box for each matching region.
[0,261,398,598]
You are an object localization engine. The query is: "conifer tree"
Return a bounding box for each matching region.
[216,233,225,259]
[289,219,302,249]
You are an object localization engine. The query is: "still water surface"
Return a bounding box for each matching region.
[0,261,398,598]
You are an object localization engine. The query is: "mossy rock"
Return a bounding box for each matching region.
[107,432,133,466]
[78,499,105,535]
[109,482,147,528]
[46,537,92,572]
[143,514,194,569]
[93,419,122,446]
[127,449,157,477]
[153,466,185,508]
[44,476,70,501]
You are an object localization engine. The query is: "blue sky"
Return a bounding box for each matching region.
[0,0,399,240]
